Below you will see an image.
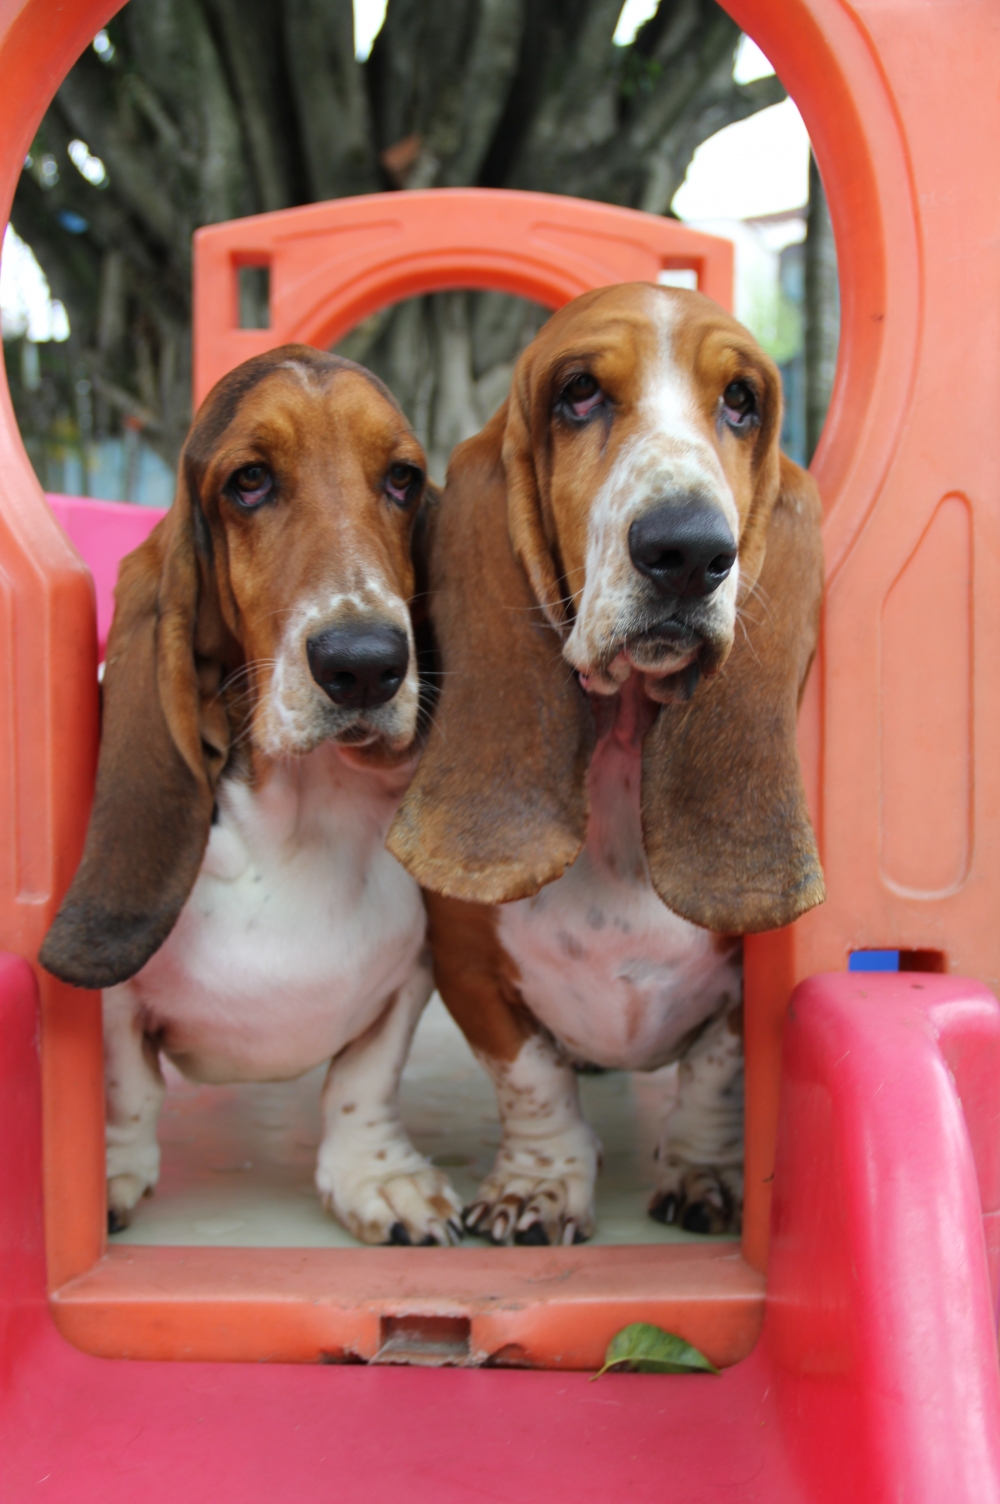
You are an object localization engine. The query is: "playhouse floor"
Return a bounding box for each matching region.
[114,994,721,1249]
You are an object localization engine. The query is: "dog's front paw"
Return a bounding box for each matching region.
[317,1152,463,1247]
[464,1127,600,1246]
[648,1161,742,1235]
[106,1172,154,1233]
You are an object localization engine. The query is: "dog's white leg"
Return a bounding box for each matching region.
[649,996,744,1234]
[464,1033,602,1247]
[103,982,166,1232]
[315,958,463,1246]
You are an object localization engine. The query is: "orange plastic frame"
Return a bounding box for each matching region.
[192,188,732,406]
[2,0,999,1366]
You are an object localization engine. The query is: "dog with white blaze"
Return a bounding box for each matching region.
[389,284,825,1245]
[41,344,462,1248]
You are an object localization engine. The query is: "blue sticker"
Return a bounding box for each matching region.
[848,950,900,973]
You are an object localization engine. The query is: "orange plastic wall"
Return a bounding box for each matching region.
[1,0,999,1318]
[193,190,732,408]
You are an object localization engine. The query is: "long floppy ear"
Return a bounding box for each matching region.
[641,454,825,933]
[387,404,594,902]
[40,473,234,989]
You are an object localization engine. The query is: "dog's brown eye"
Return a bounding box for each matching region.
[561,372,604,421]
[385,462,420,505]
[230,463,273,507]
[721,381,758,430]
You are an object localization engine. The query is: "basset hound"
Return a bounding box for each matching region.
[41,345,462,1247]
[389,283,825,1245]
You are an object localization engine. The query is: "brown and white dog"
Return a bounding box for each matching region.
[41,345,462,1247]
[389,284,825,1245]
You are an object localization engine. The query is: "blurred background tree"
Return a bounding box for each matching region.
[804,152,839,460]
[7,0,787,491]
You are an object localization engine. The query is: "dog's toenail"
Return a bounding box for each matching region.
[681,1201,713,1234]
[514,1221,549,1246]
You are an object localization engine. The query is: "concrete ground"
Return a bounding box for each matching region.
[114,995,729,1250]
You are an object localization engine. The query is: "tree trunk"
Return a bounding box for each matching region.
[804,151,840,462]
[8,0,786,483]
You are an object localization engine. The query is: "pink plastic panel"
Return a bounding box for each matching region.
[46,496,166,659]
[764,971,1000,1503]
[6,961,1000,1502]
[0,952,798,1503]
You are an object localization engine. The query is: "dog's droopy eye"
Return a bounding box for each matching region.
[385,462,421,506]
[560,372,605,421]
[721,381,758,431]
[230,463,273,508]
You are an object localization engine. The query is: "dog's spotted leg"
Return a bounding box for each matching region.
[424,892,600,1246]
[465,1032,601,1247]
[649,996,744,1235]
[103,982,166,1233]
[315,956,463,1246]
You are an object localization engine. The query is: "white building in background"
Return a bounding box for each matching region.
[671,71,814,462]
[680,211,806,363]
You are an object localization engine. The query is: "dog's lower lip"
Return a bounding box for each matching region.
[623,623,701,673]
[636,622,698,651]
[336,724,376,746]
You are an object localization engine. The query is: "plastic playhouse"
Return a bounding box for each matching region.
[2,0,1000,1500]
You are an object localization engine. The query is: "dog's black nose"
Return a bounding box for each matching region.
[307,624,409,709]
[628,502,737,599]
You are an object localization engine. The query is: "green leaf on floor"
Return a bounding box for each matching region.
[591,1323,719,1379]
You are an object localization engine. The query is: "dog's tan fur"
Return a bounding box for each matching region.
[390,285,824,1243]
[41,345,463,1247]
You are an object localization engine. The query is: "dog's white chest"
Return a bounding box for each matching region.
[128,746,425,1082]
[496,723,739,1071]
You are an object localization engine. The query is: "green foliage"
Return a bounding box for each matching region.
[592,1322,719,1379]
[744,283,803,366]
[620,52,663,100]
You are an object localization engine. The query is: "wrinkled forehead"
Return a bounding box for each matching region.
[186,359,419,486]
[528,284,765,416]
